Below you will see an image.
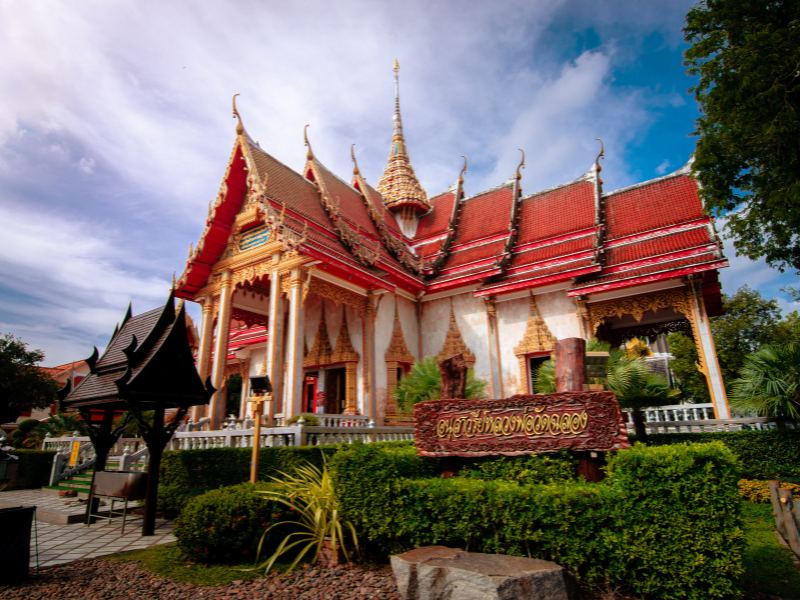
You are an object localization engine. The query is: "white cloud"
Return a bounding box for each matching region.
[655,159,670,175]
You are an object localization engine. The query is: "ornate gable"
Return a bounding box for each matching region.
[385,304,415,364]
[304,307,333,367]
[436,303,475,366]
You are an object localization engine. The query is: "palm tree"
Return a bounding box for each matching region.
[729,342,800,421]
[394,357,487,413]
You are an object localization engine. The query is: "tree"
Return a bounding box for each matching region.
[684,0,800,271]
[394,357,487,413]
[729,342,800,420]
[0,334,59,424]
[711,286,781,382]
[667,332,710,403]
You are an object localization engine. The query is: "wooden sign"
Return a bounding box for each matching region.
[414,392,629,457]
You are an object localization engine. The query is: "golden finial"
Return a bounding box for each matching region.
[515,148,526,180]
[458,155,468,185]
[188,242,193,257]
[393,58,400,74]
[171,272,176,290]
[304,124,313,160]
[595,138,605,172]
[350,144,360,176]
[232,93,244,135]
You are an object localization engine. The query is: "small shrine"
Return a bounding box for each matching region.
[62,293,213,535]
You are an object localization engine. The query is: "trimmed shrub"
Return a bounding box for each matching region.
[331,442,743,600]
[174,483,292,564]
[158,445,338,515]
[5,449,55,489]
[459,451,576,483]
[647,430,800,480]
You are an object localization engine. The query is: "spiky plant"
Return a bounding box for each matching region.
[730,343,800,420]
[394,357,487,412]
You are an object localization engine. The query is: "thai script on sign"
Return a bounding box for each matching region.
[435,407,589,441]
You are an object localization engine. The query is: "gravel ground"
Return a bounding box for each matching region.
[0,558,401,600]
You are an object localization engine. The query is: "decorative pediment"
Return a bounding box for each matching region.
[332,311,359,364]
[514,295,556,357]
[385,303,415,364]
[304,308,333,367]
[436,303,475,366]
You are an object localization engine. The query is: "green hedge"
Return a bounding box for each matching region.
[4,450,55,489]
[174,483,291,564]
[647,430,800,480]
[158,445,339,515]
[331,442,743,600]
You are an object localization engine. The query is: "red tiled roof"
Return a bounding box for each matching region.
[604,175,703,238]
[516,181,596,245]
[311,159,381,238]
[414,191,455,241]
[452,186,513,245]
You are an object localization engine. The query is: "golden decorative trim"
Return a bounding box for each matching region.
[332,312,359,365]
[586,287,694,335]
[304,308,333,368]
[384,304,415,364]
[436,303,476,366]
[513,295,556,394]
[307,277,367,310]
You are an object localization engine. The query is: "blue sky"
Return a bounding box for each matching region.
[0,0,797,365]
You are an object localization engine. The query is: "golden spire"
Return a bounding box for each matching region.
[376,59,429,216]
[232,93,244,135]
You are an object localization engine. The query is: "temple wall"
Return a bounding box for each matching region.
[535,290,582,339]
[496,296,529,395]
[420,294,493,389]
[343,302,365,414]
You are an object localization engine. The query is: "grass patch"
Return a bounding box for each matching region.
[741,501,800,600]
[108,543,263,587]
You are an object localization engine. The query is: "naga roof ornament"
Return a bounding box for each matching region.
[376,59,430,215]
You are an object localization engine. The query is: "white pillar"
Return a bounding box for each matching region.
[689,285,731,419]
[192,297,215,422]
[209,270,233,429]
[266,254,283,425]
[284,268,306,420]
[484,297,503,398]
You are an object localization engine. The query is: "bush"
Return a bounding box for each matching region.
[174,483,292,564]
[158,445,338,515]
[738,478,800,503]
[647,430,800,480]
[331,442,743,599]
[459,451,576,483]
[5,449,55,489]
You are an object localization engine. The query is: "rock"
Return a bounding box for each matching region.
[391,546,573,600]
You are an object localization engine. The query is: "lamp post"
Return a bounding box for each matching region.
[248,374,272,484]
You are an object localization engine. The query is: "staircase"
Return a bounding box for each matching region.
[44,470,93,496]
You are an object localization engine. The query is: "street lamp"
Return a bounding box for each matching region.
[248,374,272,484]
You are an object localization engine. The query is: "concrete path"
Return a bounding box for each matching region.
[0,489,175,568]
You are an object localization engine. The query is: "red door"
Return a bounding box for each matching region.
[303,376,318,414]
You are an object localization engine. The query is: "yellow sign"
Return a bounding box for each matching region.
[68,441,81,466]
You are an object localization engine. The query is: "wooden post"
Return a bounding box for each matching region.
[249,395,266,484]
[555,338,604,482]
[555,338,585,394]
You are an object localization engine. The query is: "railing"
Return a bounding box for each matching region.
[643,416,795,434]
[641,403,716,422]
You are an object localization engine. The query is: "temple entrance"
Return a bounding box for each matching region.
[527,352,551,393]
[325,367,346,414]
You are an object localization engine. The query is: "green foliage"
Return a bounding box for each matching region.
[533,359,555,393]
[2,449,55,489]
[729,342,800,419]
[711,286,783,383]
[606,351,678,410]
[158,445,338,515]
[257,463,358,572]
[667,332,710,403]
[331,442,743,599]
[285,413,320,426]
[0,333,59,424]
[685,0,800,271]
[459,452,576,484]
[10,412,88,449]
[174,483,289,564]
[647,429,800,481]
[394,357,487,412]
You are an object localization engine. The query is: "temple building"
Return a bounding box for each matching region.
[175,63,729,429]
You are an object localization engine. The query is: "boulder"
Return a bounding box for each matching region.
[391,546,573,600]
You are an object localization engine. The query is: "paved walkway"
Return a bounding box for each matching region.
[0,489,174,568]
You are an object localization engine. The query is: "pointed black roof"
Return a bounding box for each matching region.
[62,293,213,410]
